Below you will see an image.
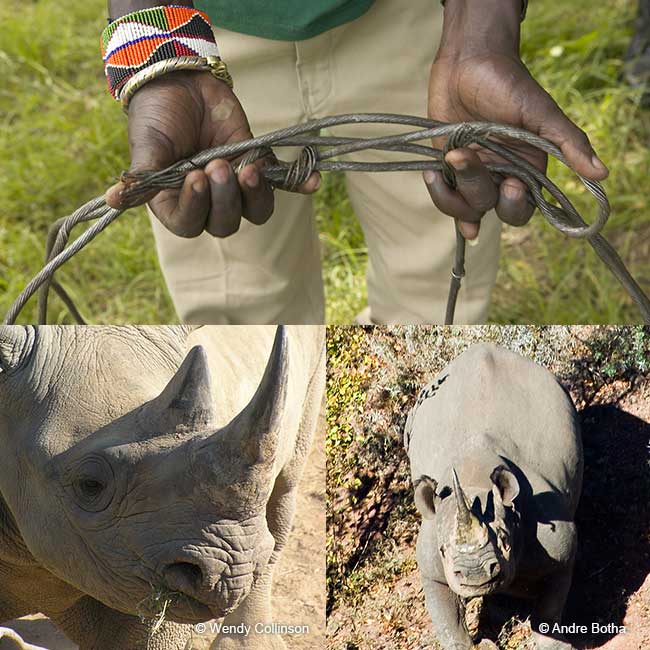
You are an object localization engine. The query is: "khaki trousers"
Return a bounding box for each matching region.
[150,0,501,324]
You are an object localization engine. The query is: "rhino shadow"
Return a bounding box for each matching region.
[564,404,650,648]
[479,405,649,648]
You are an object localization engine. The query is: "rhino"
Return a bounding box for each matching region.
[0,324,325,650]
[404,344,583,650]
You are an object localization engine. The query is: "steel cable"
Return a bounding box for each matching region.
[3,113,649,325]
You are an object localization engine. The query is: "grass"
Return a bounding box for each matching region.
[0,0,647,324]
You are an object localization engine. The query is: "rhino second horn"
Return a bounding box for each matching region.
[151,345,217,430]
[0,326,34,375]
[223,325,289,466]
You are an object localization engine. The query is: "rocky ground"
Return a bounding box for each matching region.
[327,326,650,650]
[1,412,326,650]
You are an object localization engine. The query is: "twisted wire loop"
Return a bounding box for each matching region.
[441,123,481,188]
[3,113,650,326]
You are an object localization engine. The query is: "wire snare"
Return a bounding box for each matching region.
[3,113,649,325]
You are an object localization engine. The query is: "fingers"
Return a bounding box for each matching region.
[424,148,498,240]
[540,111,608,180]
[521,81,609,181]
[496,177,534,226]
[149,170,210,237]
[237,162,274,225]
[108,158,320,237]
[295,172,322,195]
[425,148,536,237]
[445,149,499,214]
[204,160,242,237]
[424,169,482,239]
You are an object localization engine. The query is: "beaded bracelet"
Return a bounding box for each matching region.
[101,5,226,101]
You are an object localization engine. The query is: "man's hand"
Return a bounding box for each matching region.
[425,0,608,240]
[105,72,320,238]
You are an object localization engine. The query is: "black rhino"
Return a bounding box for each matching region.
[0,325,324,650]
[405,343,582,650]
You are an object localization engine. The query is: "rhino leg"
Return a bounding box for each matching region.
[211,477,298,650]
[530,527,578,650]
[50,596,192,650]
[421,577,474,650]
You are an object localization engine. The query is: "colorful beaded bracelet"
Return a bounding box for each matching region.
[101,5,222,100]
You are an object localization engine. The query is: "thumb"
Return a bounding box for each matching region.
[105,123,175,210]
[522,82,608,181]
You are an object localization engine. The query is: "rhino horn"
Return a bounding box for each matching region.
[452,468,490,547]
[0,326,34,375]
[452,468,473,539]
[148,345,217,431]
[221,325,288,466]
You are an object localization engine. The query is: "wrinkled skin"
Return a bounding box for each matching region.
[405,344,582,650]
[0,325,325,650]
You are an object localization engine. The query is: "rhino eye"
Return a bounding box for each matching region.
[71,457,115,513]
[78,479,104,497]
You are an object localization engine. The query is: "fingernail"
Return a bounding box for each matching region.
[192,179,206,194]
[212,165,230,185]
[503,184,524,202]
[423,170,436,184]
[446,155,467,171]
[591,154,608,174]
[467,235,480,247]
[246,169,259,188]
[302,174,323,192]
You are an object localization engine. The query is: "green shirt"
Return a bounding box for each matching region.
[195,0,375,41]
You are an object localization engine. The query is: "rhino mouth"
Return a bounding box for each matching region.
[457,575,500,590]
[137,584,241,625]
[451,559,503,595]
[156,588,245,625]
[165,595,215,624]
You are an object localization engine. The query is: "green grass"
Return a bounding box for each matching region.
[0,0,647,324]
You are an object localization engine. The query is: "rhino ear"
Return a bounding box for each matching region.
[147,345,216,431]
[490,466,520,507]
[414,475,440,519]
[0,326,35,376]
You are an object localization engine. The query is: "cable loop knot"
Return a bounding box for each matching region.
[282,146,319,191]
[234,147,273,174]
[441,123,481,188]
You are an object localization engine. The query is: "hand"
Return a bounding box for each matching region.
[105,72,320,238]
[425,2,608,240]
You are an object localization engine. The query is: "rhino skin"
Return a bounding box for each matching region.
[0,324,325,650]
[404,344,583,650]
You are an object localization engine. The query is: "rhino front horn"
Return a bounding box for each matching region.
[452,467,473,540]
[0,326,34,375]
[224,325,289,466]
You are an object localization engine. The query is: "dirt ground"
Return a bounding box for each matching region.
[1,413,325,650]
[327,326,650,650]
